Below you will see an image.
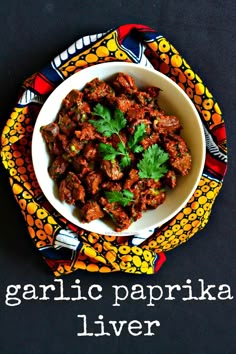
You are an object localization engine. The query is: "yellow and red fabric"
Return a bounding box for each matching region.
[1,24,227,276]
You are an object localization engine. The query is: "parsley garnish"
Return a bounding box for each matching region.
[105,190,134,207]
[90,104,130,167]
[137,144,169,181]
[98,142,131,167]
[128,123,146,153]
[90,105,152,170]
[89,103,126,137]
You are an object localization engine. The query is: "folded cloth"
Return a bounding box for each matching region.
[1,24,227,276]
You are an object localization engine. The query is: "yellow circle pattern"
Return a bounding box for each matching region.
[143,175,221,253]
[145,37,225,132]
[59,32,130,78]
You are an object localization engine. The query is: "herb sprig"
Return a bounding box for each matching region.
[98,142,131,167]
[127,123,146,153]
[89,104,126,137]
[105,189,134,207]
[137,144,169,181]
[89,104,130,167]
[89,104,145,168]
[90,105,169,181]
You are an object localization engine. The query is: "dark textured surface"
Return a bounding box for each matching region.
[0,1,235,353]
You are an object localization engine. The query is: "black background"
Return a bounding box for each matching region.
[0,1,236,353]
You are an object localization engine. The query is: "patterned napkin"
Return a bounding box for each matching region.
[1,24,227,276]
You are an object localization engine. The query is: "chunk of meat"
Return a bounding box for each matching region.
[153,113,181,135]
[163,134,192,176]
[72,101,91,122]
[48,156,68,179]
[72,155,91,175]
[134,88,160,109]
[59,172,85,204]
[65,137,85,157]
[102,181,122,192]
[74,122,98,141]
[63,89,84,109]
[163,170,177,189]
[81,201,105,223]
[126,104,145,123]
[112,72,138,94]
[133,91,150,106]
[58,113,76,136]
[84,78,114,102]
[107,94,134,113]
[100,197,132,231]
[141,132,160,150]
[58,133,69,150]
[126,104,151,134]
[40,122,59,143]
[129,203,143,221]
[47,139,63,155]
[123,169,139,190]
[101,160,123,180]
[85,171,103,195]
[82,142,98,161]
[130,179,165,217]
[61,89,91,121]
[145,86,161,98]
[144,189,166,208]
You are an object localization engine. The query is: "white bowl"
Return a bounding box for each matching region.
[32,62,206,236]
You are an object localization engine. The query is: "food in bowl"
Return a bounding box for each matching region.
[40,72,192,232]
[32,62,205,236]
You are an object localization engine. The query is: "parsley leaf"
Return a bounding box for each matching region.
[105,189,134,207]
[120,155,131,168]
[90,104,131,167]
[98,142,131,167]
[98,143,119,160]
[128,123,146,153]
[89,103,127,137]
[90,105,147,169]
[137,144,169,181]
[117,143,131,167]
[112,108,127,133]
